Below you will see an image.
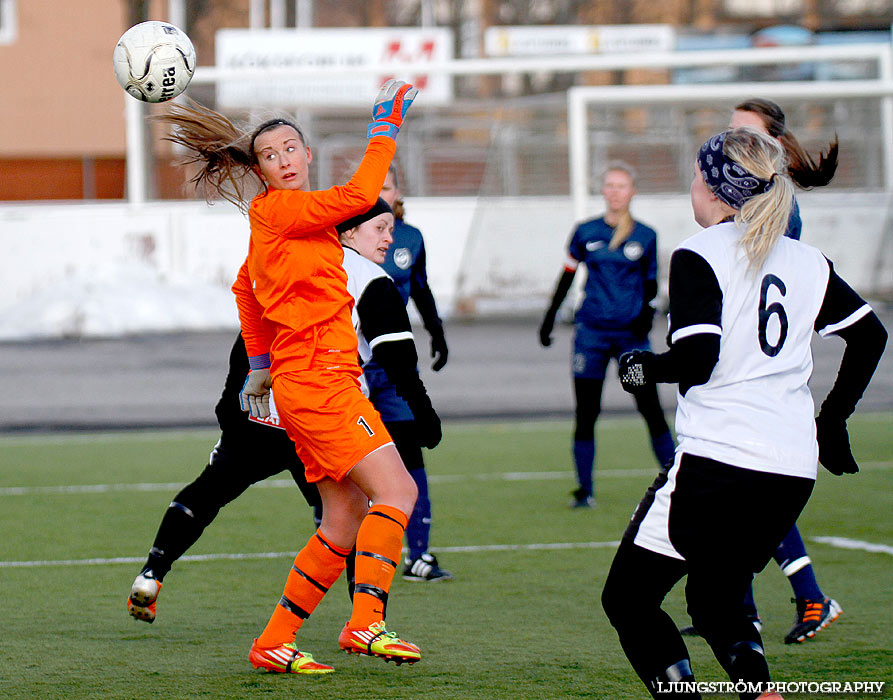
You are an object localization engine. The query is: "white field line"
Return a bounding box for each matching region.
[2,536,889,569]
[810,536,893,556]
[0,541,622,569]
[3,461,891,497]
[2,412,889,446]
[0,469,657,496]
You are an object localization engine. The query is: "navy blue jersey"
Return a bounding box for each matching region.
[363,221,425,422]
[381,219,427,306]
[372,217,443,423]
[786,198,802,240]
[568,217,658,329]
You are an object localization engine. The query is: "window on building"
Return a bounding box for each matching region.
[0,0,17,44]
[723,0,804,16]
[833,0,891,14]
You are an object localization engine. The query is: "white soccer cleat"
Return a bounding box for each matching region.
[127,571,162,623]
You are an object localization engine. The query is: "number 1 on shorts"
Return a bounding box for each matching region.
[357,415,375,436]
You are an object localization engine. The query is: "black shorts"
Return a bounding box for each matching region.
[624,452,814,573]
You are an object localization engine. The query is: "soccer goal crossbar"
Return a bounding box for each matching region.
[568,78,893,223]
[126,42,893,205]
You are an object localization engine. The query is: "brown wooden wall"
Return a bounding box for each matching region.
[0,159,126,200]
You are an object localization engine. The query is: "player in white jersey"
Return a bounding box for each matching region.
[600,127,887,700]
[335,198,442,453]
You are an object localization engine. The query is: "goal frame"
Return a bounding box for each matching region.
[568,75,893,223]
[125,41,893,205]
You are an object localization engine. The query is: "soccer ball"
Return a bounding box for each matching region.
[113,21,195,103]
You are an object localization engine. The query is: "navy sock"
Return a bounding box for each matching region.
[406,468,431,561]
[788,565,824,601]
[774,526,823,600]
[573,439,595,497]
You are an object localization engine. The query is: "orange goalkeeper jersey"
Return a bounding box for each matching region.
[232,135,396,376]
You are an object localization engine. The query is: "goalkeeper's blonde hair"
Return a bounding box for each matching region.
[724,127,795,272]
[599,161,637,250]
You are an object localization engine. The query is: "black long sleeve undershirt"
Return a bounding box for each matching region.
[818,311,887,421]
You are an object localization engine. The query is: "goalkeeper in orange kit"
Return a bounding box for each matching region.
[154,79,424,673]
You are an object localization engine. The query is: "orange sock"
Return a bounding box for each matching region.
[348,504,408,629]
[256,530,350,648]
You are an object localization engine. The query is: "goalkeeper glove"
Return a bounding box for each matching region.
[430,325,449,372]
[367,79,419,140]
[240,368,272,419]
[538,312,556,347]
[815,412,859,475]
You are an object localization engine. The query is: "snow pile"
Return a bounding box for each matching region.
[0,264,238,341]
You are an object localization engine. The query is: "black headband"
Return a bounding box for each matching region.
[336,198,393,234]
[250,118,303,153]
[697,131,774,210]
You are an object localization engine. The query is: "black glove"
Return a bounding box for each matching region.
[631,303,656,340]
[539,313,556,347]
[409,393,442,449]
[618,350,656,393]
[430,326,449,372]
[815,412,858,475]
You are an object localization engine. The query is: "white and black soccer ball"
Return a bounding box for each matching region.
[113,21,195,103]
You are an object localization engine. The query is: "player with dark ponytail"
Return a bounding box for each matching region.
[731,98,838,241]
[733,98,838,190]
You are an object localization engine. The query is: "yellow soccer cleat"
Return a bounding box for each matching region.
[248,639,334,674]
[338,620,421,665]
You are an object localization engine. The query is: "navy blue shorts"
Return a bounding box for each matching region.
[364,363,415,422]
[572,324,650,380]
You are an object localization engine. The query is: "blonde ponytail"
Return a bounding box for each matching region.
[723,128,795,271]
[608,212,634,250]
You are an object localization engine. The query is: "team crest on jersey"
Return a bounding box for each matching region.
[623,241,644,261]
[392,248,412,270]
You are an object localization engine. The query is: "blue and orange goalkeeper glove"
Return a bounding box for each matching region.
[367,79,419,140]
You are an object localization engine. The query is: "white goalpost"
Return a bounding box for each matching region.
[126,42,893,204]
[568,76,893,224]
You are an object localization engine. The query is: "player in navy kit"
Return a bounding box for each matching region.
[379,167,448,371]
[539,162,675,508]
[730,98,838,243]
[601,128,886,700]
[371,167,452,581]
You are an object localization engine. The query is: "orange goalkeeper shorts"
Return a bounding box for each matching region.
[271,367,393,483]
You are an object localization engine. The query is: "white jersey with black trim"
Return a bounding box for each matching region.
[343,247,390,365]
[342,246,415,366]
[669,221,867,480]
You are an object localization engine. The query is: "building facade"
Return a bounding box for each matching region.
[0,0,890,200]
